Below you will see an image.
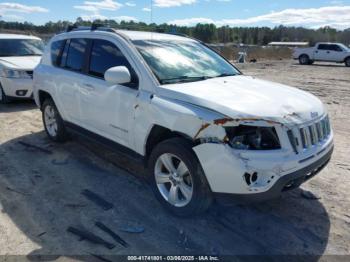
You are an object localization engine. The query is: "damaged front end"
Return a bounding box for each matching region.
[191,115,333,197]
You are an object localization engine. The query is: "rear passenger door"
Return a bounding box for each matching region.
[78,38,139,147]
[53,38,89,124]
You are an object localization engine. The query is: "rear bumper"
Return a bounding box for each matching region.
[215,145,333,203]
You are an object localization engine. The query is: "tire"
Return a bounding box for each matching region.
[345,57,350,67]
[148,137,213,217]
[42,98,68,142]
[299,55,310,65]
[0,84,10,104]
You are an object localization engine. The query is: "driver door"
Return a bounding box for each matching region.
[78,38,139,147]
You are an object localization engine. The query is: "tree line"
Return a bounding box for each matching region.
[0,18,349,45]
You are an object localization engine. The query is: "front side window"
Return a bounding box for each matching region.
[330,45,342,52]
[0,39,44,57]
[133,40,240,85]
[65,38,88,72]
[88,39,138,87]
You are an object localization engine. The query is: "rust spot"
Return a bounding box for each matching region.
[213,118,233,125]
[233,117,282,126]
[194,123,211,139]
[213,116,283,126]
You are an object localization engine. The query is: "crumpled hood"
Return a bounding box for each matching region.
[0,56,41,70]
[158,75,325,124]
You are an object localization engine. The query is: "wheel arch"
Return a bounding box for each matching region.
[299,54,309,59]
[38,90,53,109]
[144,125,194,165]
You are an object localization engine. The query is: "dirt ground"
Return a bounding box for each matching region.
[0,60,349,260]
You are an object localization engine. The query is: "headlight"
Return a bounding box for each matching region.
[1,69,31,79]
[225,125,281,150]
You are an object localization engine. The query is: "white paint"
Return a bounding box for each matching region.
[159,75,325,125]
[33,30,334,195]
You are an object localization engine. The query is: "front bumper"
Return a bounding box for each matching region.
[193,131,334,197]
[215,145,333,203]
[0,77,34,99]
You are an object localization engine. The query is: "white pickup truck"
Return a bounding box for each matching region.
[293,42,350,67]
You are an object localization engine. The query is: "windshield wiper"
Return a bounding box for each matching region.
[21,54,42,56]
[214,73,237,78]
[160,75,213,85]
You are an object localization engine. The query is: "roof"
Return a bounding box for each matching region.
[0,34,41,40]
[268,42,309,46]
[117,30,194,42]
[63,29,195,42]
[317,42,343,45]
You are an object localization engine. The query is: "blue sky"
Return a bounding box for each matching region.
[0,0,350,29]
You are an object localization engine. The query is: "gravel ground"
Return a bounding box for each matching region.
[0,60,349,260]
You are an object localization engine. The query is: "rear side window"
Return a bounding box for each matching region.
[51,40,65,66]
[89,39,133,78]
[65,38,88,72]
[318,44,329,50]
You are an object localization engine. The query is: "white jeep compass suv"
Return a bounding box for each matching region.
[33,26,334,216]
[0,34,44,103]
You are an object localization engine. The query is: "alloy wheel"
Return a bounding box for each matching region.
[154,153,194,207]
[44,105,58,137]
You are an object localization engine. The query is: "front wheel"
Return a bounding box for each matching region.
[345,57,350,67]
[42,98,68,142]
[148,138,213,217]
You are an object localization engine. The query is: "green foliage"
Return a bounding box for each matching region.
[0,18,349,45]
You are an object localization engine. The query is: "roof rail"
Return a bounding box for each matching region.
[63,23,132,43]
[65,23,116,33]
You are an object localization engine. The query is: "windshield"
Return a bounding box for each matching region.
[0,39,44,57]
[339,43,350,51]
[133,40,240,84]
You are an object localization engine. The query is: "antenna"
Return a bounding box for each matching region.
[151,0,153,24]
[151,0,154,40]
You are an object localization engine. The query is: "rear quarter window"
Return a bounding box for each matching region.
[51,40,66,66]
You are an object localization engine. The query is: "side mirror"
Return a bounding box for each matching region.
[104,66,131,85]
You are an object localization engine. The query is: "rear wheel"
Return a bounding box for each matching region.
[148,138,213,217]
[345,57,350,67]
[0,84,10,104]
[299,55,310,65]
[42,98,68,142]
